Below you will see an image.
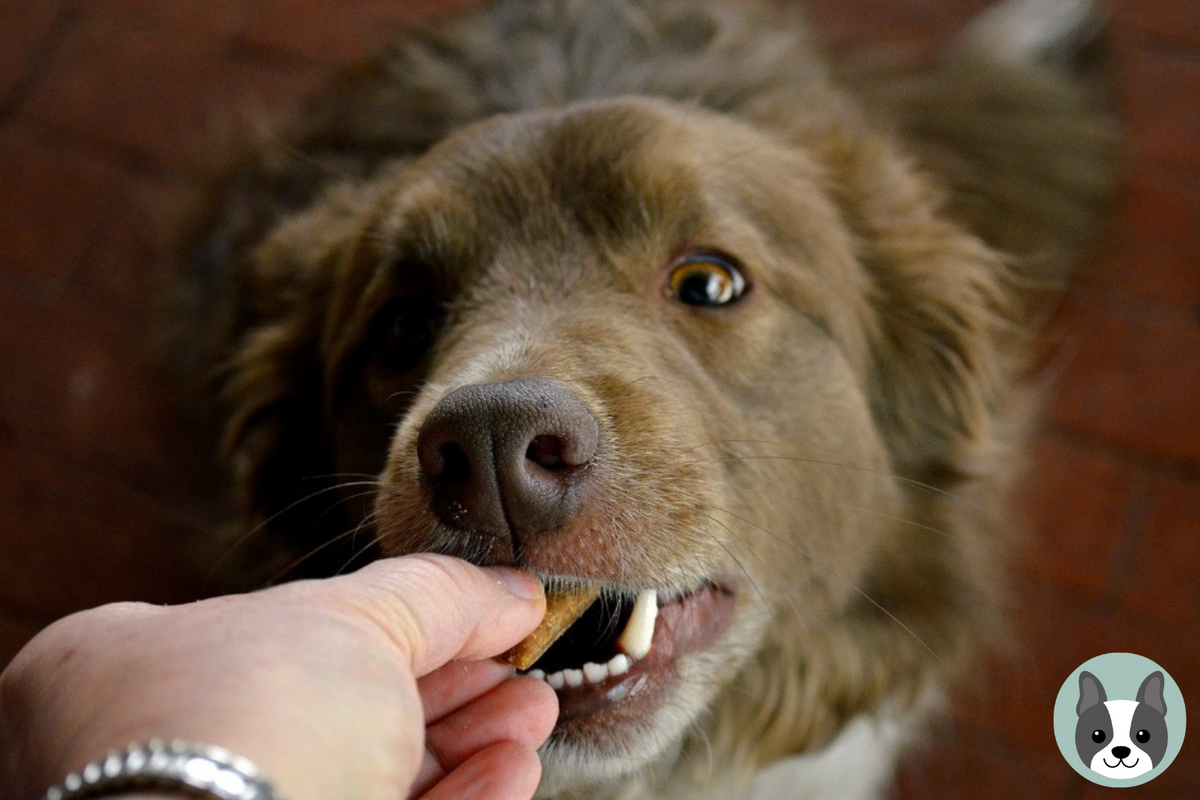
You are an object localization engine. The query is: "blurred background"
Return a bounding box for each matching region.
[0,0,1195,796]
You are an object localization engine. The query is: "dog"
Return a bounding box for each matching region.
[1076,671,1169,780]
[169,0,1119,797]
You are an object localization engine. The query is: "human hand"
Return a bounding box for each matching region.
[0,555,558,800]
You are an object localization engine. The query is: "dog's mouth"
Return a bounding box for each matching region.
[520,579,738,725]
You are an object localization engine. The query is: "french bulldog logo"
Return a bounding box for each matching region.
[1076,671,1169,779]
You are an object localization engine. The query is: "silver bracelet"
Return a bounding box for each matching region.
[43,739,283,800]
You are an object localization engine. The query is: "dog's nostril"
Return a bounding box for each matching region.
[415,379,599,542]
[439,442,471,483]
[527,434,567,470]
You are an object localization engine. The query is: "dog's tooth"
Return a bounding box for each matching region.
[546,671,566,690]
[607,653,631,676]
[617,589,658,660]
[527,669,545,681]
[563,668,584,688]
[583,662,609,684]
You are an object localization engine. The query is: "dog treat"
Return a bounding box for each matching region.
[500,583,601,670]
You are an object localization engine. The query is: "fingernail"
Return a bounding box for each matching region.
[492,568,544,601]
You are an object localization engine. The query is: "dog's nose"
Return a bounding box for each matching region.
[1111,746,1131,759]
[416,379,600,545]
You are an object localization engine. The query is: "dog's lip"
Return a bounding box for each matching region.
[531,578,738,723]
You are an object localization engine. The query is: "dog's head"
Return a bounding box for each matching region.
[1076,671,1169,779]
[216,96,1020,791]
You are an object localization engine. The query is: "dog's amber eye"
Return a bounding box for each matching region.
[667,255,746,307]
[369,297,444,372]
[1091,729,1107,744]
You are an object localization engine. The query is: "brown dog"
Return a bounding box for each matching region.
[172,0,1118,797]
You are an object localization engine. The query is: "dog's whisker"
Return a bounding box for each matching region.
[668,440,962,539]
[208,479,382,574]
[244,480,380,540]
[267,508,380,584]
[309,488,381,528]
[383,387,425,405]
[694,511,784,623]
[709,504,941,662]
[707,516,814,636]
[714,540,768,617]
[304,472,383,483]
[701,480,960,541]
[335,512,385,576]
[685,718,717,791]
[678,437,977,505]
[253,123,359,184]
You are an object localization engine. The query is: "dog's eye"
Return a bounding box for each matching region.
[1136,729,1151,744]
[1091,729,1107,744]
[369,297,444,372]
[666,254,747,307]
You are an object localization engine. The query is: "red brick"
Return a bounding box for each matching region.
[0,0,64,110]
[0,128,130,295]
[240,0,475,64]
[1049,299,1200,465]
[1016,436,1138,597]
[894,730,1074,800]
[80,0,249,41]
[1090,174,1200,312]
[74,175,192,309]
[199,56,326,148]
[22,12,249,171]
[1080,778,1193,800]
[0,289,179,473]
[1003,578,1198,756]
[886,576,1116,791]
[970,575,1199,759]
[0,441,211,624]
[1113,37,1200,177]
[1114,472,1200,621]
[1114,0,1200,50]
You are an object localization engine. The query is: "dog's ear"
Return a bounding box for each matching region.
[820,130,1022,485]
[213,181,379,578]
[841,0,1121,286]
[1078,671,1107,715]
[1136,672,1168,716]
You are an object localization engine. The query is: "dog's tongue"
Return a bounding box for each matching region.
[498,583,602,670]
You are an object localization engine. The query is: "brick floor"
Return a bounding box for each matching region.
[1,1,1196,798]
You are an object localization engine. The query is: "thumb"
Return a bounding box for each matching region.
[319,555,545,676]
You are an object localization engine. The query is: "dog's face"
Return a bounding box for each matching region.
[1076,672,1169,779]
[223,96,1014,790]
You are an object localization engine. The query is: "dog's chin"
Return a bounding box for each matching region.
[523,577,744,789]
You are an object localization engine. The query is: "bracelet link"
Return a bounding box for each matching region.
[44,739,282,800]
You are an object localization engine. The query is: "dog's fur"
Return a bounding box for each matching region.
[170,1,1118,797]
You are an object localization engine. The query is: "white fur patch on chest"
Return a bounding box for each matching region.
[732,693,939,800]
